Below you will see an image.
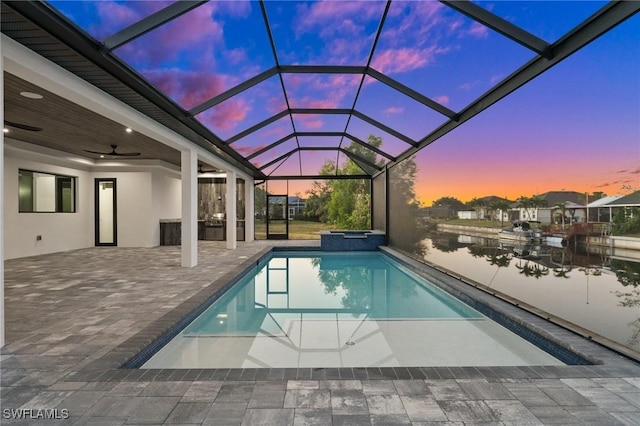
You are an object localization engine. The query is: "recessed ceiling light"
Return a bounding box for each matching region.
[20,91,43,99]
[100,155,105,158]
[125,127,132,133]
[3,128,9,133]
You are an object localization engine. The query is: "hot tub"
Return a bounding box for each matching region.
[320,230,386,251]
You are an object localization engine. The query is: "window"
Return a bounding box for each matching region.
[19,169,76,213]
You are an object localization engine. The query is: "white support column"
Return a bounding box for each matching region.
[0,44,5,347]
[181,149,198,267]
[226,171,237,250]
[245,179,255,242]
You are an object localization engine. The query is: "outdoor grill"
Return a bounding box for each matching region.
[205,213,225,240]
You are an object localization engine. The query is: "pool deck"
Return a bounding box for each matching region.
[2,240,639,425]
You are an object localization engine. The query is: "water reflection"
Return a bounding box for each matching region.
[185,253,484,338]
[311,256,424,312]
[426,231,634,283]
[410,230,640,353]
[145,252,564,368]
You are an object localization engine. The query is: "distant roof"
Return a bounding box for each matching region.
[605,190,640,206]
[587,195,624,207]
[539,191,583,205]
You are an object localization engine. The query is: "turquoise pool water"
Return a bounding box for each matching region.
[143,251,564,368]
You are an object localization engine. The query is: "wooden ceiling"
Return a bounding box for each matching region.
[3,72,183,166]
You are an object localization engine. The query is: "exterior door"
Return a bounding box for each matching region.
[266,194,288,239]
[95,178,117,246]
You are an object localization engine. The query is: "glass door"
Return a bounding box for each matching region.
[266,194,288,239]
[95,178,117,246]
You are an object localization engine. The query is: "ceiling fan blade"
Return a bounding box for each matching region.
[114,152,141,156]
[83,149,111,155]
[84,144,141,156]
[4,120,43,132]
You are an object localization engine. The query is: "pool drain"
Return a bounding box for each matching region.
[345,341,356,346]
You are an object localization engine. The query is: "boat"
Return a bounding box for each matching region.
[545,236,568,247]
[498,239,541,258]
[498,220,538,241]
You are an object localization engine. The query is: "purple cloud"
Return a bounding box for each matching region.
[286,74,360,109]
[115,3,223,69]
[384,106,405,115]
[459,81,481,90]
[196,98,250,133]
[281,1,384,65]
[293,98,339,109]
[383,1,446,45]
[145,69,232,110]
[295,1,380,36]
[489,74,504,84]
[91,1,172,39]
[295,114,325,130]
[235,144,268,156]
[435,95,450,105]
[372,1,495,78]
[468,22,490,38]
[371,48,433,74]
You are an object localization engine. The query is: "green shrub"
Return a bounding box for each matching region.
[612,207,640,235]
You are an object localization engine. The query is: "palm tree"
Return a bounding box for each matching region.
[467,197,484,220]
[487,253,511,268]
[516,260,535,277]
[485,204,495,222]
[529,195,548,219]
[553,201,569,229]
[553,266,572,278]
[531,264,550,279]
[516,196,533,220]
[491,200,512,226]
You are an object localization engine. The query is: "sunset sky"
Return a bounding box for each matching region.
[49,1,639,205]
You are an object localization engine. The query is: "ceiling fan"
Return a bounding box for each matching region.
[4,120,43,132]
[84,144,141,157]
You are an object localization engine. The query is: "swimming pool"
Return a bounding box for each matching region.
[142,251,564,368]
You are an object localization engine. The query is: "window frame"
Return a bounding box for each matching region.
[18,168,77,213]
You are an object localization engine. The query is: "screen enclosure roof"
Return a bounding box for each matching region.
[3,1,638,179]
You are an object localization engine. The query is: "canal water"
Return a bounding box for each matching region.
[413,231,640,355]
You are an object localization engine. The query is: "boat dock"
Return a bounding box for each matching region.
[562,223,610,244]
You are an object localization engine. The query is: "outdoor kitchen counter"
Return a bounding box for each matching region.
[159,219,245,245]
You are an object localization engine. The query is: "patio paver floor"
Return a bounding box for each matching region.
[2,241,639,425]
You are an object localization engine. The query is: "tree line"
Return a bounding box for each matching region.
[431,193,608,227]
[302,135,383,229]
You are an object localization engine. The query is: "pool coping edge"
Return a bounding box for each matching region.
[62,246,640,383]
